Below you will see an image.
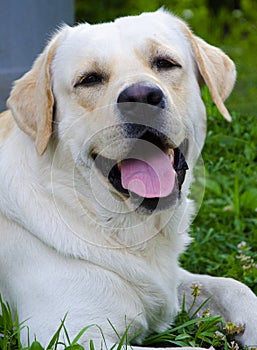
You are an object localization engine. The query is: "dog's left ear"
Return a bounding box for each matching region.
[7,28,67,155]
[181,22,236,121]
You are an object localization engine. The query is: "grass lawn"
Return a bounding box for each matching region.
[1,88,256,349]
[181,88,257,295]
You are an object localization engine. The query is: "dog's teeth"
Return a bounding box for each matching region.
[117,161,121,170]
[168,149,174,164]
[168,148,174,159]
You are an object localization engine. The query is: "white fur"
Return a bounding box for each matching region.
[0,9,256,350]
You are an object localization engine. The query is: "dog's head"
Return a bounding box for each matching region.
[7,9,236,215]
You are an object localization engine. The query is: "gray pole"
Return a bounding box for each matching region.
[0,0,74,112]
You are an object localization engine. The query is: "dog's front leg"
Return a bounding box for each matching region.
[178,268,257,346]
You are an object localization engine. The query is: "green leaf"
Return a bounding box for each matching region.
[241,188,257,211]
[71,324,95,346]
[46,314,67,349]
[175,333,191,340]
[30,340,44,350]
[190,297,212,319]
[205,178,222,196]
[65,344,84,350]
[168,339,190,347]
[211,134,245,147]
[89,339,95,350]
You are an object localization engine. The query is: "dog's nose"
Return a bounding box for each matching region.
[117,83,165,109]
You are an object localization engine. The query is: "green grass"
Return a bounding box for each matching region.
[143,288,246,349]
[0,290,249,350]
[1,89,256,348]
[180,87,257,294]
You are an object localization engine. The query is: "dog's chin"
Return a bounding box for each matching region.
[128,182,179,214]
[91,130,189,215]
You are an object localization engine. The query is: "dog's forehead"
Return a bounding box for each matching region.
[114,10,185,43]
[59,11,188,62]
[52,11,191,86]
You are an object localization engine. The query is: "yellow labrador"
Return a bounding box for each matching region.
[0,9,256,350]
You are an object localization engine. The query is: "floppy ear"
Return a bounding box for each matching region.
[181,22,236,121]
[7,30,64,155]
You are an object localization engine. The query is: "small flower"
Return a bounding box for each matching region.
[190,283,202,297]
[237,241,250,251]
[223,322,245,335]
[202,308,211,318]
[237,241,247,248]
[214,330,224,339]
[228,340,239,350]
[223,205,233,212]
[236,253,249,261]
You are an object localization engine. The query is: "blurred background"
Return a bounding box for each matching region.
[0,0,74,112]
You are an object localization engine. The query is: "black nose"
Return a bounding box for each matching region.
[117,83,165,109]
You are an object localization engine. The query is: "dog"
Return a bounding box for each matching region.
[0,9,256,350]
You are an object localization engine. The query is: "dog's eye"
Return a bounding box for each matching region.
[154,58,182,70]
[75,73,103,87]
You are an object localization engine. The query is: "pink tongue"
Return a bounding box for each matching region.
[121,150,176,198]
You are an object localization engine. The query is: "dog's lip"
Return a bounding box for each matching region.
[91,131,189,210]
[91,130,175,163]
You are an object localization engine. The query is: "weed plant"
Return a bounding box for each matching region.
[0,287,249,350]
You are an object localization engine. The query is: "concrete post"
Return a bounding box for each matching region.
[0,0,74,112]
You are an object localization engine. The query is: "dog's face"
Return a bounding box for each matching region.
[7,10,236,216]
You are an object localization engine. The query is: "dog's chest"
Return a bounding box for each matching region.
[126,240,180,332]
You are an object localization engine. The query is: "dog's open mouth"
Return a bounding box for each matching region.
[92,129,188,213]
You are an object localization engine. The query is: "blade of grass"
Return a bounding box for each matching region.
[46,314,67,349]
[70,324,95,346]
[190,297,212,319]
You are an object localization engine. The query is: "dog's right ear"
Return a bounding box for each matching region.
[7,27,68,155]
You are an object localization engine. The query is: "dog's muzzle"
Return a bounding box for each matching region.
[91,82,188,214]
